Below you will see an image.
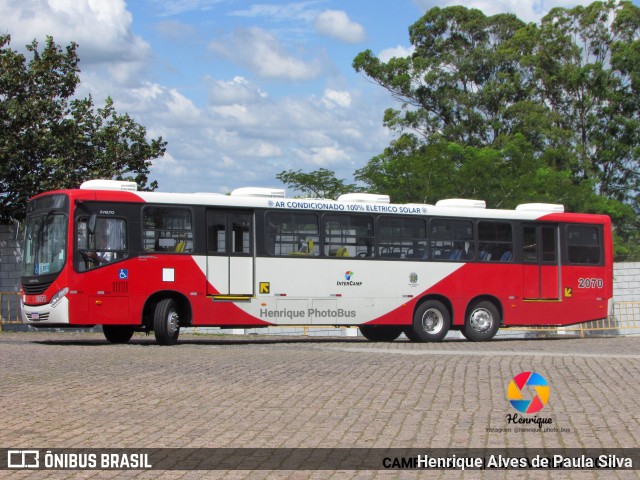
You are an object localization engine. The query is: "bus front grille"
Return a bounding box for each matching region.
[22,281,53,295]
[25,312,50,322]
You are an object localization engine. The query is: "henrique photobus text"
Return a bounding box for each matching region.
[259,308,356,320]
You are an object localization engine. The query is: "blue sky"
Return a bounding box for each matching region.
[0,0,629,196]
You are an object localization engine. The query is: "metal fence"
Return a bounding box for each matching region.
[0,291,22,331]
[496,301,640,339]
[1,291,639,338]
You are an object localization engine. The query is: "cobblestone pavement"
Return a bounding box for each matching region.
[1,331,640,479]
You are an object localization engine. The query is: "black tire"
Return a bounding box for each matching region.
[359,325,403,342]
[154,298,180,346]
[408,300,450,342]
[403,327,422,342]
[103,325,134,344]
[463,300,500,342]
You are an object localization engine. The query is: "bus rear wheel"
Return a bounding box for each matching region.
[463,300,500,342]
[103,325,134,344]
[359,325,403,342]
[409,300,450,342]
[154,298,180,346]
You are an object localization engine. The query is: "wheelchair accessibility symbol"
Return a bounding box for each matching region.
[118,269,129,280]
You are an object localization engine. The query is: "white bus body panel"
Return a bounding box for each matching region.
[194,256,464,325]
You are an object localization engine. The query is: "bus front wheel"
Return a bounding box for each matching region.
[154,298,180,346]
[463,301,500,342]
[409,300,450,342]
[103,325,134,344]
[359,325,403,342]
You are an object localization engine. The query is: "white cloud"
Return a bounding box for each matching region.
[0,0,150,66]
[152,151,188,177]
[323,89,352,109]
[111,82,202,127]
[315,10,365,43]
[210,104,260,125]
[219,155,238,169]
[147,0,226,17]
[293,145,351,166]
[207,76,269,105]
[115,76,391,192]
[240,141,283,158]
[209,27,322,81]
[379,45,415,62]
[0,0,396,196]
[230,2,319,23]
[154,20,199,42]
[164,90,202,123]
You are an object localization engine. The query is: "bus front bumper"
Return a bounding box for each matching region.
[22,296,70,325]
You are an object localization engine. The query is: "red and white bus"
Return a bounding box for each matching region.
[20,179,613,345]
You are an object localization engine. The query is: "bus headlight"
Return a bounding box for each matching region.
[50,287,69,308]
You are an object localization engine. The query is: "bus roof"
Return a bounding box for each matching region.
[32,180,610,224]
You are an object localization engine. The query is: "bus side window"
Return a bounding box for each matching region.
[265,212,319,256]
[566,225,601,264]
[522,225,538,263]
[143,207,193,253]
[207,212,226,253]
[429,219,473,261]
[377,216,427,260]
[323,215,373,258]
[76,217,127,270]
[478,221,513,262]
[231,213,251,254]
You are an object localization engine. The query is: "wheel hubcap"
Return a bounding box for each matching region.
[421,308,443,334]
[167,310,179,335]
[469,308,492,333]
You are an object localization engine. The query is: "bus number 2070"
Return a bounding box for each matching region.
[577,278,604,289]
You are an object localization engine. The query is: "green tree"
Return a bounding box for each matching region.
[0,34,166,222]
[529,0,640,204]
[353,6,529,146]
[354,134,454,204]
[352,1,639,258]
[354,133,599,210]
[276,168,361,199]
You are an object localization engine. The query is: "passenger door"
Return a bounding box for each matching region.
[522,224,560,300]
[206,210,253,297]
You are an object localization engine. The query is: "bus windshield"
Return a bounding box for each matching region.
[21,211,68,277]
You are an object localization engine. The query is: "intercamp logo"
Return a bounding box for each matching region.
[336,270,362,286]
[507,371,550,414]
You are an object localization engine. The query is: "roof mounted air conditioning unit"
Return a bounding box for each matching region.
[231,187,286,198]
[435,199,486,209]
[516,203,565,213]
[80,180,138,191]
[337,193,390,204]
